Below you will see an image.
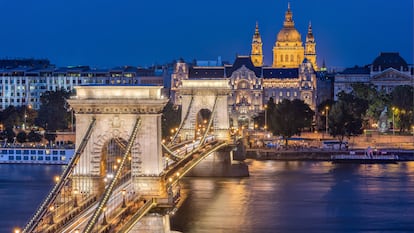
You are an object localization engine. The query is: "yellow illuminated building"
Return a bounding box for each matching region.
[251,22,263,67]
[268,3,317,69]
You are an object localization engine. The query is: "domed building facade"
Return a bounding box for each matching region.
[251,3,318,70]
[334,52,414,100]
[171,3,319,129]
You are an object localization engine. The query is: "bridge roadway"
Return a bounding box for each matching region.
[52,136,227,233]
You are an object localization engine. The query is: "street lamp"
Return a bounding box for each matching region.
[49,206,55,225]
[73,189,78,208]
[102,206,107,225]
[23,104,32,130]
[392,107,396,135]
[264,104,268,131]
[14,228,21,233]
[121,189,126,208]
[325,106,329,135]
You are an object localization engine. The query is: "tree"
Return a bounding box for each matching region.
[35,89,71,131]
[269,99,314,146]
[253,98,276,130]
[390,85,413,133]
[328,92,364,147]
[351,83,390,127]
[4,127,16,143]
[45,132,57,144]
[16,131,27,143]
[27,130,43,142]
[0,106,22,129]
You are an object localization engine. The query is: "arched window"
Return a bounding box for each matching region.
[280,55,283,62]
[290,55,294,62]
[285,55,289,62]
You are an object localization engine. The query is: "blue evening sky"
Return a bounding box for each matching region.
[0,0,412,69]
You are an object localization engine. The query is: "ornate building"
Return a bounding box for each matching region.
[271,3,318,69]
[250,22,263,67]
[334,52,414,100]
[171,3,318,129]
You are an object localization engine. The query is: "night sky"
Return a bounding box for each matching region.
[0,0,412,69]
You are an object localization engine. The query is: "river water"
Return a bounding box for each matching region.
[1,160,414,233]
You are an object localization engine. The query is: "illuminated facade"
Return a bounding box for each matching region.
[271,3,318,69]
[171,3,319,129]
[334,52,414,100]
[171,56,317,129]
[0,64,167,110]
[250,22,263,67]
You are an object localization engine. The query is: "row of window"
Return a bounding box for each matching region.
[1,149,67,155]
[265,91,298,97]
[4,155,66,161]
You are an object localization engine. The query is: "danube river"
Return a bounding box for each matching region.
[1,160,414,233]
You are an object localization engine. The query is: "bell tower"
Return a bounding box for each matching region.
[305,22,318,70]
[250,22,263,67]
[272,3,304,68]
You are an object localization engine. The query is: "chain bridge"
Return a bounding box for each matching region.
[21,80,246,233]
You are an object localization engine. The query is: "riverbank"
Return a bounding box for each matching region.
[246,148,414,161]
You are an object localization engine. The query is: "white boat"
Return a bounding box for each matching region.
[331,151,399,164]
[0,145,75,165]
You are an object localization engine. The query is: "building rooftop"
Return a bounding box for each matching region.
[372,52,408,71]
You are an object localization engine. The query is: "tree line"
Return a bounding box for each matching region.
[257,84,413,146]
[0,89,73,144]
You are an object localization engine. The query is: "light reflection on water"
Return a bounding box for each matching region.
[1,161,414,233]
[171,160,414,233]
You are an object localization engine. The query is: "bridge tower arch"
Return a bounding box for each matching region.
[176,79,231,142]
[68,85,168,196]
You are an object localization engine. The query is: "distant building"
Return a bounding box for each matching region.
[0,63,168,110]
[334,52,414,100]
[172,55,317,129]
[171,3,319,129]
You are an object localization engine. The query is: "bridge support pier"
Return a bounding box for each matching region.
[187,149,249,177]
[129,214,173,233]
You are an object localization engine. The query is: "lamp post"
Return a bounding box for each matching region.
[71,108,74,132]
[121,189,126,208]
[73,189,78,208]
[264,104,268,131]
[49,206,55,225]
[392,107,395,135]
[325,106,329,135]
[102,206,107,225]
[23,104,31,130]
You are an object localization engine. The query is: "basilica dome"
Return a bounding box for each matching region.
[276,27,302,43]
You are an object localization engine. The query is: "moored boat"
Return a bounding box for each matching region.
[0,144,75,165]
[331,150,399,164]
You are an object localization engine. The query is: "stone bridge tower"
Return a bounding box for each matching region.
[68,85,168,197]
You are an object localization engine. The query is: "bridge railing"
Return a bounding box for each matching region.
[117,198,157,233]
[23,118,97,233]
[166,140,228,187]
